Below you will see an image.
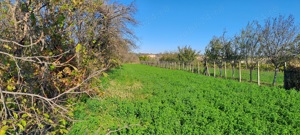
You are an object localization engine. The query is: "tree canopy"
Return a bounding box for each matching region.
[178,45,199,64]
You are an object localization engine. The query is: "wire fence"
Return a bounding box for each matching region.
[141,61,285,87]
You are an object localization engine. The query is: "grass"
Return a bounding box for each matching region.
[170,64,284,86]
[68,64,299,134]
[206,67,284,86]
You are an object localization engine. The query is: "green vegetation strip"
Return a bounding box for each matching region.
[69,64,300,134]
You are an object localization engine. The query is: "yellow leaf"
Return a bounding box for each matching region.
[60,129,68,134]
[2,120,7,125]
[43,113,50,118]
[3,44,12,50]
[0,126,9,135]
[102,72,108,77]
[6,85,15,91]
[75,44,82,53]
[48,119,54,124]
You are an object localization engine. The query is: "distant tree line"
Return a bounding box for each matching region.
[158,45,200,64]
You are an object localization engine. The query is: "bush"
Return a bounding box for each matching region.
[0,0,136,134]
[284,59,300,90]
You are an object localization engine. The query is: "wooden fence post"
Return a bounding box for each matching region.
[174,62,176,70]
[224,61,227,79]
[239,61,242,82]
[214,61,216,77]
[257,62,260,86]
[197,62,200,74]
[207,62,210,76]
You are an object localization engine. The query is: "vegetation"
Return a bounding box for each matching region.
[139,55,151,61]
[177,45,199,64]
[235,21,262,82]
[205,15,299,86]
[157,45,199,65]
[159,52,178,62]
[260,15,299,85]
[0,0,136,134]
[0,0,299,134]
[205,31,231,76]
[70,64,300,134]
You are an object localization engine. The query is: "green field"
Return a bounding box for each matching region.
[69,64,300,134]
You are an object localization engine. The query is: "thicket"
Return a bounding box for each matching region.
[284,59,300,90]
[0,0,136,134]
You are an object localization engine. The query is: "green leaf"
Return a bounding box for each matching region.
[57,14,65,25]
[50,65,55,70]
[43,113,50,118]
[20,119,27,127]
[30,12,36,22]
[17,124,24,131]
[60,119,67,126]
[21,113,28,118]
[38,123,44,128]
[13,112,18,119]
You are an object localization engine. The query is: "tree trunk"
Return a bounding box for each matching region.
[197,62,200,74]
[250,68,253,82]
[214,62,216,77]
[224,61,227,79]
[257,62,260,86]
[219,67,222,77]
[206,61,210,76]
[239,61,242,82]
[272,67,279,86]
[231,64,235,79]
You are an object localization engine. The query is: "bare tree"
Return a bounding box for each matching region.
[260,15,299,86]
[228,37,242,78]
[205,31,230,77]
[237,21,263,82]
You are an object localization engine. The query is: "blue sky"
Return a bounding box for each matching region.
[120,0,300,54]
